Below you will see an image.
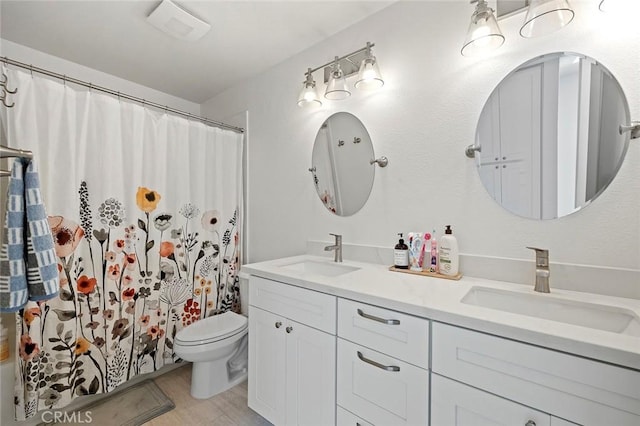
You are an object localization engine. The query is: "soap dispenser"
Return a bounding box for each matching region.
[439,225,459,276]
[394,233,409,269]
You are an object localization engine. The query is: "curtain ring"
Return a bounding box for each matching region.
[29,64,33,77]
[62,75,66,87]
[117,91,121,102]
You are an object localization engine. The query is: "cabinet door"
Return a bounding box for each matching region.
[431,374,551,426]
[337,338,429,426]
[248,306,287,425]
[285,319,336,426]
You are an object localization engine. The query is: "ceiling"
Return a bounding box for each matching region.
[0,1,394,103]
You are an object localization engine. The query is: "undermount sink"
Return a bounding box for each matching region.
[280,260,360,277]
[461,286,640,336]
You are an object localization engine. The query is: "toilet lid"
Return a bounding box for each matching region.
[175,311,247,345]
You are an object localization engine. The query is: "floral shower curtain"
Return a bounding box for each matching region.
[3,67,243,420]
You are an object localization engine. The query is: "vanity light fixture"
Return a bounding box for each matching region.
[599,0,629,12]
[325,58,351,100]
[297,42,384,107]
[461,0,505,57]
[520,0,575,38]
[354,42,384,90]
[297,68,322,108]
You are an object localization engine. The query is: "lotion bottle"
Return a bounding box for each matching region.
[394,233,409,269]
[439,225,459,276]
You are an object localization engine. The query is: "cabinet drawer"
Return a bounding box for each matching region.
[337,338,429,426]
[337,298,429,369]
[432,374,551,426]
[432,322,640,426]
[336,406,373,426]
[249,276,336,334]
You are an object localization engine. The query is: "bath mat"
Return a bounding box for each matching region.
[38,379,175,426]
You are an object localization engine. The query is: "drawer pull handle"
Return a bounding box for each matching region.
[525,422,536,426]
[357,351,400,372]
[357,308,400,325]
[275,322,282,328]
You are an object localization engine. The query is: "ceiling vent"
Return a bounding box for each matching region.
[146,0,211,42]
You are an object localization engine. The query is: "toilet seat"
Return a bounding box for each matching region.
[175,311,248,346]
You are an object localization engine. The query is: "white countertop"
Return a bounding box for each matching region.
[242,255,640,371]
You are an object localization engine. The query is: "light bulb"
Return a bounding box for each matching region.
[355,57,384,90]
[461,1,504,57]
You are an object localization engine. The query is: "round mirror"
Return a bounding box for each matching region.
[311,112,375,216]
[475,52,630,220]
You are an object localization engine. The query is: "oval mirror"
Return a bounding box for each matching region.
[474,52,630,220]
[311,112,375,216]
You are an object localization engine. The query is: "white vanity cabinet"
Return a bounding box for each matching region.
[432,322,640,426]
[336,299,430,426]
[248,276,337,426]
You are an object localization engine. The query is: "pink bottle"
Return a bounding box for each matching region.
[429,230,438,273]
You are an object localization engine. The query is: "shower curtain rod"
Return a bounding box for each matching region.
[0,56,244,134]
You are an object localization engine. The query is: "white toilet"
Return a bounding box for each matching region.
[174,311,248,399]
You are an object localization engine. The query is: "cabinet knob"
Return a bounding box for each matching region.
[525,421,536,426]
[286,326,293,333]
[275,321,282,328]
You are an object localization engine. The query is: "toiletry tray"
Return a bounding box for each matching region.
[388,266,462,281]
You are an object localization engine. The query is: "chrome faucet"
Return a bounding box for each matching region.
[324,233,343,263]
[527,247,550,293]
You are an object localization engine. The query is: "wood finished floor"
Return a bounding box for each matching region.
[144,364,272,426]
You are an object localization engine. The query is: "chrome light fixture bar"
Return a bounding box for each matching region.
[297,42,383,107]
[461,0,505,57]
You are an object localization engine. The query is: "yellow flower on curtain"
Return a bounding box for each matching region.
[136,187,161,212]
[74,338,91,355]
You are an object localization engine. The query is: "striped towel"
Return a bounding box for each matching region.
[0,158,59,312]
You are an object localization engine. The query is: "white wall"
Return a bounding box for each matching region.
[202,2,640,280]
